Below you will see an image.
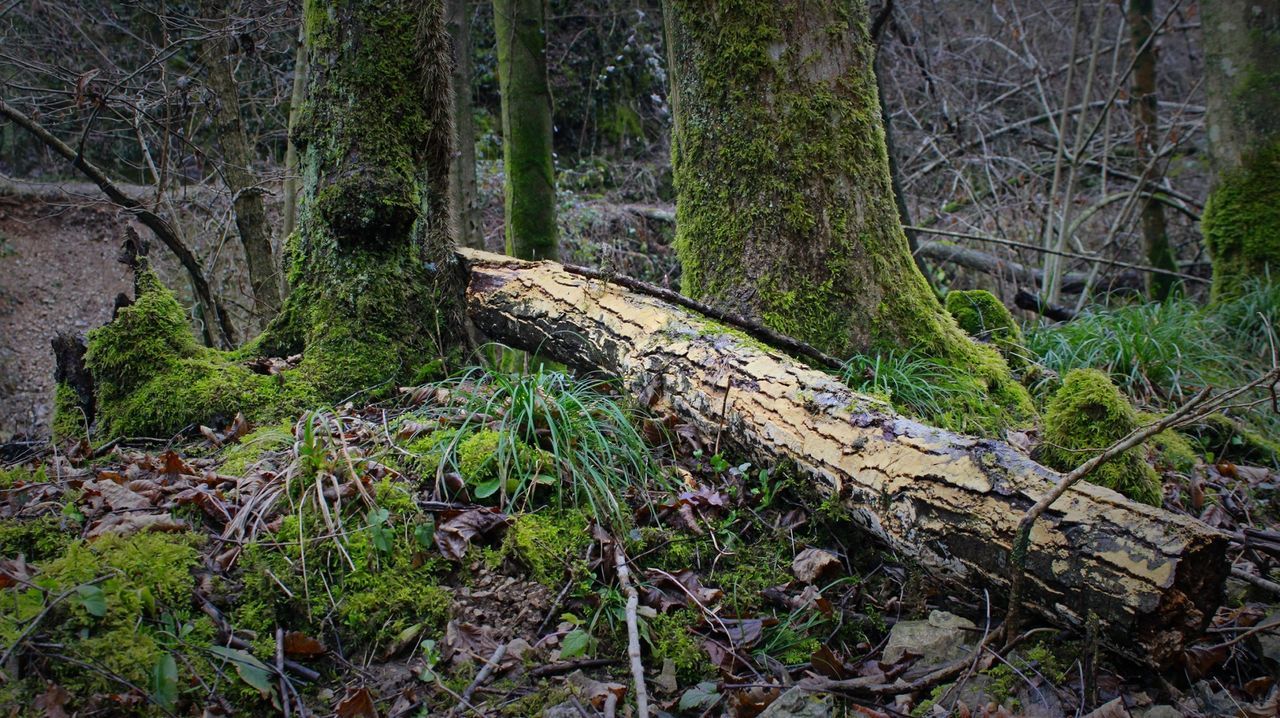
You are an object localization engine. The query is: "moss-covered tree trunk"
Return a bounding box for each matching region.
[448,0,484,250]
[493,0,558,260]
[1201,0,1280,300]
[200,9,285,321]
[1129,0,1178,300]
[662,0,1030,427]
[79,0,465,439]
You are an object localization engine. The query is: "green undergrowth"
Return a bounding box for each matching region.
[1025,278,1280,466]
[393,364,676,526]
[841,348,1029,435]
[1035,369,1162,504]
[0,531,221,714]
[945,289,1030,371]
[218,420,294,475]
[234,477,451,657]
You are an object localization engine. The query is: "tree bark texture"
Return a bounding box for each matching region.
[448,0,484,250]
[257,0,466,394]
[493,0,558,260]
[200,14,284,321]
[1201,0,1280,299]
[1128,0,1177,300]
[459,248,1228,668]
[662,0,1032,429]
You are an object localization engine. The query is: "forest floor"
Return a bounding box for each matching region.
[2,360,1280,717]
[3,182,1280,716]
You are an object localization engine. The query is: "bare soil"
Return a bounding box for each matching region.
[0,192,132,440]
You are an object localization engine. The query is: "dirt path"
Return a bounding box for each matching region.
[0,192,131,440]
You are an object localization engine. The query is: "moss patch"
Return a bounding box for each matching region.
[1202,141,1280,301]
[945,289,1028,370]
[502,509,592,587]
[1035,369,1162,505]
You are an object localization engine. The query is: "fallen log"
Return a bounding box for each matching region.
[458,248,1228,667]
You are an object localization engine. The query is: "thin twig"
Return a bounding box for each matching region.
[613,541,649,718]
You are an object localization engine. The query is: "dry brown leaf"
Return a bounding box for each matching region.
[335,687,378,718]
[33,683,70,718]
[792,547,841,584]
[87,512,186,539]
[283,631,326,659]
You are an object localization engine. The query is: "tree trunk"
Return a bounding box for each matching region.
[281,23,309,246]
[662,0,1032,430]
[82,0,465,439]
[200,11,284,322]
[493,0,558,260]
[448,0,484,250]
[1129,0,1177,300]
[1201,0,1280,300]
[460,248,1228,668]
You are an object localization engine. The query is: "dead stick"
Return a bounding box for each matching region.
[275,628,290,718]
[613,542,649,718]
[456,641,507,712]
[1230,566,1280,599]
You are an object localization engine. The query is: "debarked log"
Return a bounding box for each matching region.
[457,249,1229,667]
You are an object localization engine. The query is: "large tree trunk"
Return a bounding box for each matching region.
[1129,0,1177,300]
[460,248,1229,668]
[78,0,465,440]
[447,0,484,250]
[200,10,284,322]
[662,0,1032,431]
[493,0,558,260]
[1201,0,1280,300]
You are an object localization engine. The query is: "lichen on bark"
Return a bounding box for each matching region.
[84,0,464,440]
[663,0,1031,430]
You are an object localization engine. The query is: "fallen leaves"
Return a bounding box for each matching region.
[434,508,512,561]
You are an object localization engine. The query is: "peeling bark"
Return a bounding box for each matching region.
[459,249,1228,667]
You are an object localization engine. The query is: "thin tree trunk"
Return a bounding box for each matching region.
[447,0,483,250]
[200,10,284,322]
[281,23,308,245]
[493,0,558,260]
[662,0,1031,428]
[1129,0,1177,299]
[1200,0,1280,300]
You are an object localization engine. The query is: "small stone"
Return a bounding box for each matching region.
[881,610,976,666]
[758,688,831,718]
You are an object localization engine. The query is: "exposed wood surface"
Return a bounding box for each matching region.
[458,248,1229,667]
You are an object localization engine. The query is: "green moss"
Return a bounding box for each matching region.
[233,482,450,651]
[0,463,46,490]
[1203,141,1280,301]
[84,0,464,441]
[1137,414,1200,474]
[0,532,211,706]
[498,685,570,717]
[1189,413,1280,466]
[50,382,89,444]
[0,516,73,561]
[502,509,592,587]
[646,610,711,683]
[219,420,294,475]
[1035,369,1162,505]
[945,290,1028,370]
[983,642,1069,707]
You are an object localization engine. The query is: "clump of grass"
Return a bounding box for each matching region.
[1025,298,1237,405]
[401,362,674,526]
[840,350,994,433]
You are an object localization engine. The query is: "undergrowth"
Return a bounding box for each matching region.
[396,363,676,526]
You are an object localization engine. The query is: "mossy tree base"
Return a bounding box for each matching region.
[663,0,1031,428]
[461,248,1227,667]
[67,0,465,441]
